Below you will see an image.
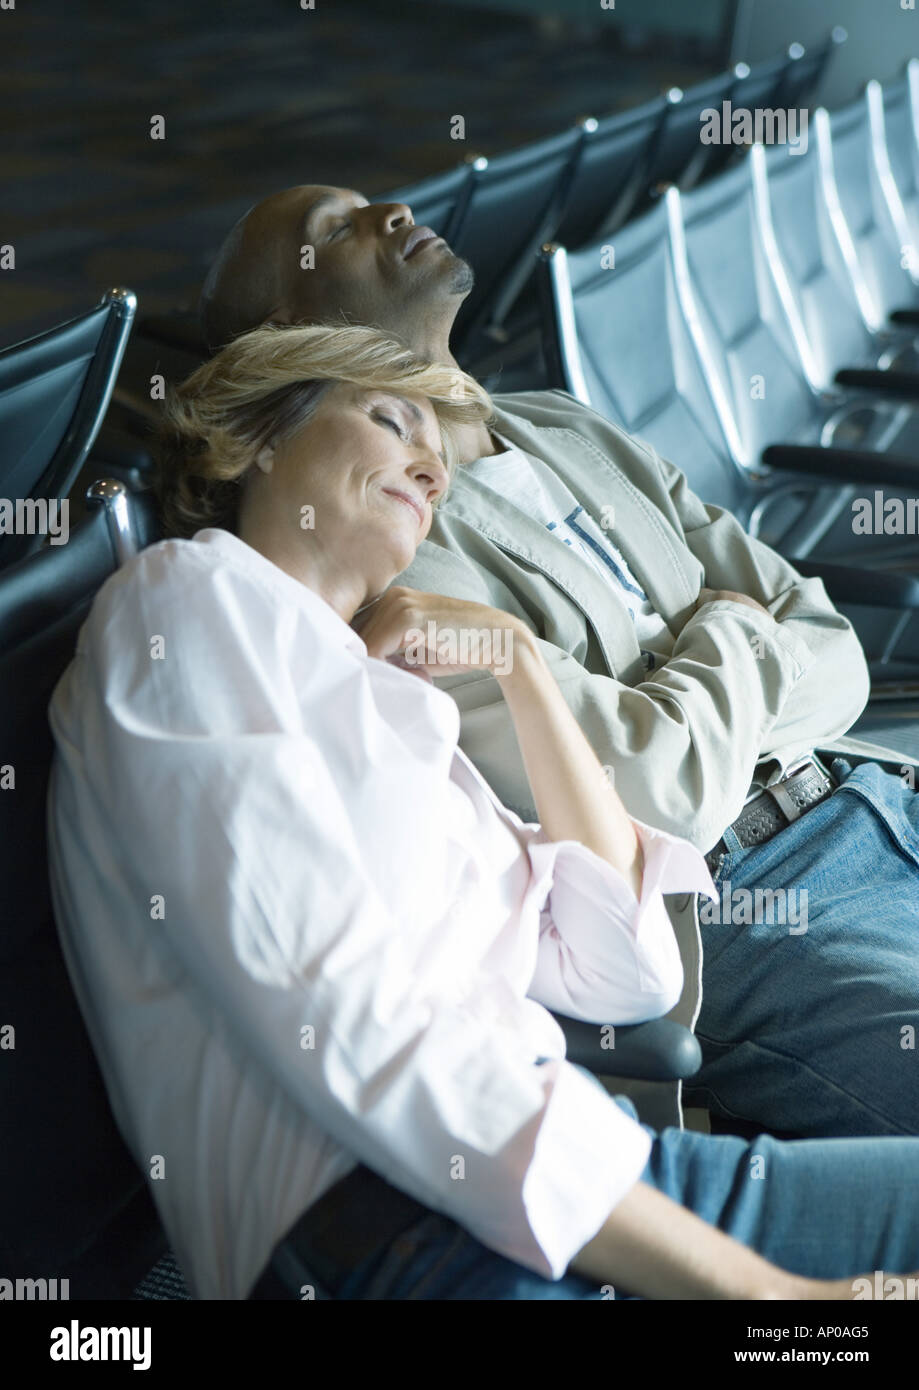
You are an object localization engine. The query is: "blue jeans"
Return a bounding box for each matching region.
[260,1087,919,1299]
[684,758,919,1138]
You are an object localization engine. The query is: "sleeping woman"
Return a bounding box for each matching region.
[47,322,919,1301]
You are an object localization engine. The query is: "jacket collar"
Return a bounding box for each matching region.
[492,400,687,616]
[426,398,686,676]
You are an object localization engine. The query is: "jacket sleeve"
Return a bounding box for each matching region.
[426,396,871,847]
[645,435,871,757]
[433,579,820,850]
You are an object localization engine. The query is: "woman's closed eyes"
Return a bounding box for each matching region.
[373,411,407,441]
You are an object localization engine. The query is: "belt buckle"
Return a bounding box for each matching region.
[767,754,834,824]
[784,754,819,780]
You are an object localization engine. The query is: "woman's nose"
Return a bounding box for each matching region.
[411,457,448,500]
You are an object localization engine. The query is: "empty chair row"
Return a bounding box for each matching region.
[539,75,919,680]
[381,32,847,362]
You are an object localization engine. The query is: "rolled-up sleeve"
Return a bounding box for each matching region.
[525,820,717,1024]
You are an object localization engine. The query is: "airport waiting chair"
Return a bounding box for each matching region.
[1,475,702,1299]
[537,201,919,681]
[755,126,919,402]
[376,157,483,248]
[0,480,167,1299]
[776,29,848,113]
[456,63,789,370]
[729,52,792,118]
[550,95,671,253]
[636,70,739,201]
[819,95,919,332]
[0,289,136,570]
[881,62,919,277]
[673,54,806,191]
[440,125,588,362]
[669,157,919,570]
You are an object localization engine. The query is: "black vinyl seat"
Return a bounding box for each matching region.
[537,200,919,679]
[376,157,482,247]
[774,29,848,114]
[0,289,136,570]
[443,125,588,361]
[731,50,795,113]
[0,480,167,1299]
[551,94,671,251]
[637,71,739,200]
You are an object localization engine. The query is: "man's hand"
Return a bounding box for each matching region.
[696,587,772,618]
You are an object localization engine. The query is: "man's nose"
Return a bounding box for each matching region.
[374,202,414,233]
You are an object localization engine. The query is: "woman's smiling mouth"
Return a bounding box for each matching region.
[382,488,425,526]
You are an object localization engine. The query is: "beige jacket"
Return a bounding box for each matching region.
[396,389,916,1127]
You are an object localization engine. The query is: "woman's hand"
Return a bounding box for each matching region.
[352,586,527,678]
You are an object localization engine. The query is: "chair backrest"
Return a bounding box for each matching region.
[684,57,793,189]
[819,97,919,328]
[729,53,792,119]
[380,159,481,245]
[0,290,136,570]
[447,125,586,357]
[552,96,669,250]
[538,199,750,520]
[757,136,876,388]
[778,29,848,112]
[877,64,919,271]
[0,481,164,1293]
[643,70,738,194]
[670,154,824,470]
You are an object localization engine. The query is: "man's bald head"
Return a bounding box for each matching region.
[199,183,474,357]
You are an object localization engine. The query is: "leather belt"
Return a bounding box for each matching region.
[704,755,836,876]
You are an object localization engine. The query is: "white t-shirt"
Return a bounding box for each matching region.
[469,434,675,672]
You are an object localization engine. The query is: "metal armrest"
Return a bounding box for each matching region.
[788,557,919,609]
[550,1012,702,1081]
[834,367,919,401]
[762,443,919,490]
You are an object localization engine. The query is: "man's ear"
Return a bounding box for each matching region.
[255,445,275,475]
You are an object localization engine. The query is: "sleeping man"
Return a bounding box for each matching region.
[191,181,919,1148]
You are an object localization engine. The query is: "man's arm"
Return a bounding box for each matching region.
[438,599,811,851]
[405,393,871,842]
[648,437,872,755]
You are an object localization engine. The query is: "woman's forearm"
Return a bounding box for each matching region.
[496,627,643,898]
[569,1178,819,1300]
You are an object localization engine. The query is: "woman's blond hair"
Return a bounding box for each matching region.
[154,322,496,539]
